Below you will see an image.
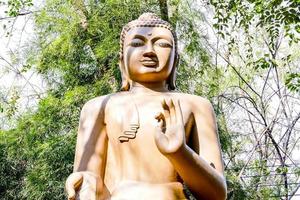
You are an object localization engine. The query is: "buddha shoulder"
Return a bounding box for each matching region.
[80,94,112,118]
[80,93,131,117]
[171,93,214,114]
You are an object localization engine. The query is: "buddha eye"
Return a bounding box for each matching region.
[154,39,173,48]
[156,42,172,48]
[130,42,144,47]
[129,39,144,47]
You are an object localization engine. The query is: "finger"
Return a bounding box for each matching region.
[162,99,168,111]
[155,112,164,122]
[169,99,176,124]
[66,181,76,200]
[155,112,165,131]
[175,99,184,124]
[66,185,76,200]
[66,172,83,199]
[162,99,170,126]
[155,112,165,124]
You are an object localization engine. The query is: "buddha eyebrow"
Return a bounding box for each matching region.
[131,34,146,40]
[130,34,173,42]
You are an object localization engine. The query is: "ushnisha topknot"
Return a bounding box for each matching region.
[119,12,178,59]
[119,12,178,91]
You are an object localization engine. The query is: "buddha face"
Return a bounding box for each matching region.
[122,27,176,84]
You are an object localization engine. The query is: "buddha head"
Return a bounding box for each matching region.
[119,13,179,91]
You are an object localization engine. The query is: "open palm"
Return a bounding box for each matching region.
[154,99,186,155]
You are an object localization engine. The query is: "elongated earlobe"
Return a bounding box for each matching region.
[119,58,130,91]
[121,79,130,91]
[167,54,179,90]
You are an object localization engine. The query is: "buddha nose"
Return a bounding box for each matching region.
[143,43,156,57]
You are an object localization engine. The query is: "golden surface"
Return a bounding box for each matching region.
[65,13,226,200]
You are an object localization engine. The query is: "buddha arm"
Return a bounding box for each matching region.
[74,97,108,174]
[73,96,110,198]
[166,98,227,200]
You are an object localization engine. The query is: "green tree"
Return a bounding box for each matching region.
[209,0,300,199]
[0,0,218,199]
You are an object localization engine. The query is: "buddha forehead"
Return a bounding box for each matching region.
[124,27,174,43]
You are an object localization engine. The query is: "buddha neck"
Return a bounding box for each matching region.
[130,81,169,94]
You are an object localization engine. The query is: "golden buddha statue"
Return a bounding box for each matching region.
[65,13,227,200]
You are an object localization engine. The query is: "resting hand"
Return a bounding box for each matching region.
[154,99,186,155]
[65,171,109,200]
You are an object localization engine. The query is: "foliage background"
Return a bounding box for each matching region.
[0,0,299,199]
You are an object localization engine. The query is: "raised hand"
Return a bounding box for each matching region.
[154,99,186,155]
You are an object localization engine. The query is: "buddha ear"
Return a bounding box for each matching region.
[119,57,130,91]
[167,54,178,90]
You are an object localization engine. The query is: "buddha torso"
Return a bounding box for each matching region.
[103,91,196,199]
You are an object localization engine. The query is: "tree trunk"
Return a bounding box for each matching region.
[158,0,169,21]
